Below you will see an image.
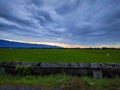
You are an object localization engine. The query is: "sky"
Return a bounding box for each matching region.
[0,0,120,48]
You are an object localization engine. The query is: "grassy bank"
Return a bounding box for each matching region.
[0,74,120,90]
[0,48,120,62]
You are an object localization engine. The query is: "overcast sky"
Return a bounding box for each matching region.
[0,0,120,48]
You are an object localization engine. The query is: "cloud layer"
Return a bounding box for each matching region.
[0,0,120,46]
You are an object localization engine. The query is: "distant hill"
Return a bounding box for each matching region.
[0,40,62,48]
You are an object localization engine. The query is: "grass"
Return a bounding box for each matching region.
[82,76,120,90]
[0,48,120,62]
[0,48,120,89]
[0,74,70,87]
[0,74,120,90]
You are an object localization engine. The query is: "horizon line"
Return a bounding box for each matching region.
[0,39,120,48]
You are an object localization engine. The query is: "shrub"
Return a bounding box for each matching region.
[15,64,31,76]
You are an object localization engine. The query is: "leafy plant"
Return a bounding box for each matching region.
[15,64,31,76]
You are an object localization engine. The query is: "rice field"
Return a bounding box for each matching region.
[0,48,120,90]
[0,48,120,62]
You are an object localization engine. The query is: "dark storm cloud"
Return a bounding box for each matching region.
[0,14,34,28]
[0,0,120,46]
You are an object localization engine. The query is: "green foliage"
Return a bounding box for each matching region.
[15,64,31,76]
[82,77,109,90]
[107,77,120,90]
[0,74,120,90]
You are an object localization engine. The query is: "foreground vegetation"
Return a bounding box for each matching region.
[0,48,120,62]
[0,74,120,90]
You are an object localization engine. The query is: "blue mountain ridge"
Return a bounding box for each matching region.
[0,39,62,48]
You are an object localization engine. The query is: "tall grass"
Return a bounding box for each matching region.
[0,74,120,90]
[0,74,71,87]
